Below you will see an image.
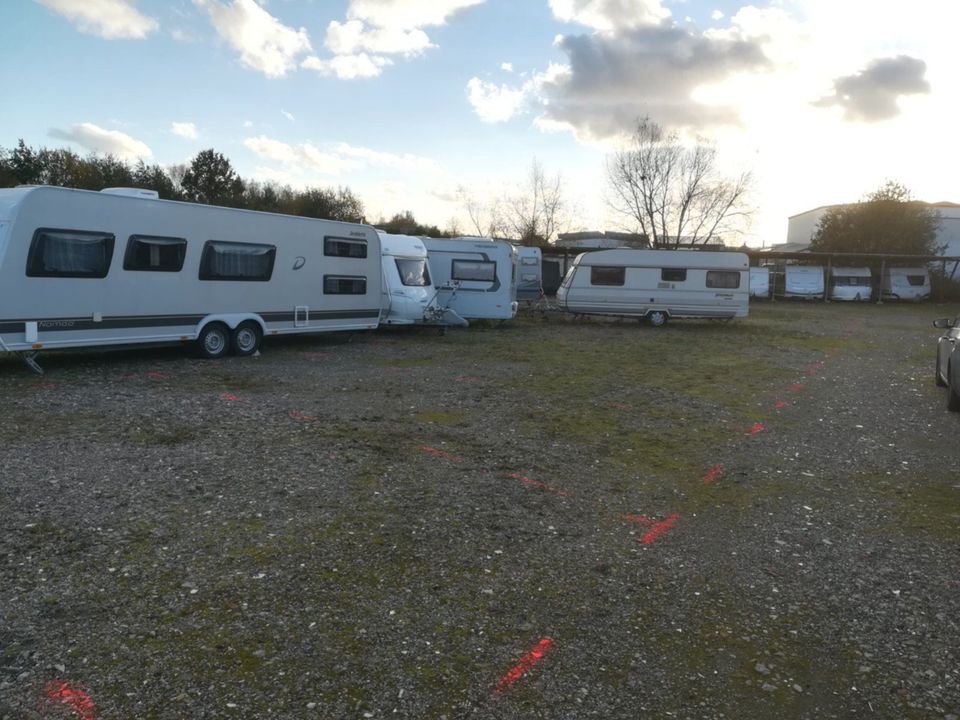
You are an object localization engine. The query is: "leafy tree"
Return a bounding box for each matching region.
[9,139,42,185]
[606,117,752,247]
[292,186,365,223]
[181,149,244,206]
[131,160,180,199]
[810,181,941,256]
[378,211,447,237]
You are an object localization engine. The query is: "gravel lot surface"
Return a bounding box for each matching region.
[1,302,958,719]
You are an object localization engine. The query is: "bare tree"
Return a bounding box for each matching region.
[456,185,494,236]
[606,118,752,247]
[497,159,571,245]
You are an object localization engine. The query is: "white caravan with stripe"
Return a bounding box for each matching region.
[556,249,749,326]
[422,237,518,321]
[0,186,383,367]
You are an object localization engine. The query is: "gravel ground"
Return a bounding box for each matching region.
[1,302,958,720]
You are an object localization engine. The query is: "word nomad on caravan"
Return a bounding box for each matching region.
[0,185,385,371]
[557,249,750,326]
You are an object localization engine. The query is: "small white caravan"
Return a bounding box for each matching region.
[881,267,931,301]
[422,237,518,320]
[378,232,467,327]
[749,267,770,299]
[0,186,384,367]
[556,249,749,326]
[514,246,543,300]
[784,265,825,299]
[829,267,872,302]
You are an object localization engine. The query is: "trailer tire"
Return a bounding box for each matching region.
[231,321,262,357]
[647,310,669,327]
[196,322,230,359]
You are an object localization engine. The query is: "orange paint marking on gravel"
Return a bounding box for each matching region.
[604,401,632,410]
[775,400,787,410]
[494,638,554,694]
[419,445,463,462]
[289,410,317,422]
[36,382,61,390]
[455,375,482,383]
[147,371,166,380]
[505,472,568,497]
[43,680,96,720]
[220,392,248,403]
[303,351,331,358]
[639,513,680,545]
[621,514,655,525]
[702,464,724,484]
[787,383,805,393]
[746,423,766,435]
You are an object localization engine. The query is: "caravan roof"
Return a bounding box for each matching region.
[572,249,748,270]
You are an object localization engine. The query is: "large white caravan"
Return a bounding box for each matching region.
[784,265,825,299]
[556,249,749,326]
[0,186,383,367]
[749,267,770,299]
[378,232,467,327]
[881,267,930,301]
[422,237,518,320]
[829,267,872,302]
[514,245,543,300]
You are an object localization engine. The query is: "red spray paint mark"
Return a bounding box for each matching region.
[43,680,96,720]
[621,513,681,544]
[220,392,248,403]
[303,351,331,358]
[807,368,819,377]
[289,410,317,422]
[775,400,787,410]
[494,638,554,694]
[826,347,841,358]
[419,445,463,462]
[604,401,632,411]
[36,382,60,390]
[702,464,724,484]
[505,472,568,497]
[746,423,766,435]
[147,371,166,380]
[455,375,482,383]
[787,383,805,393]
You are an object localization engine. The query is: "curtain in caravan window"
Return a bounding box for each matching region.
[27,229,115,278]
[200,241,276,281]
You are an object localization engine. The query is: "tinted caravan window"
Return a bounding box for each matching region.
[199,241,276,281]
[907,275,927,286]
[661,268,687,282]
[27,229,115,278]
[395,259,431,287]
[706,271,741,289]
[590,266,625,286]
[324,275,367,294]
[325,236,367,258]
[124,235,187,272]
[452,260,496,282]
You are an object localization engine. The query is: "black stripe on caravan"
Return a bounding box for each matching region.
[0,310,381,334]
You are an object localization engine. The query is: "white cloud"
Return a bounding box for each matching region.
[49,123,152,159]
[501,62,514,72]
[302,53,392,79]
[196,0,312,78]
[170,121,198,139]
[244,135,439,178]
[311,0,484,80]
[325,19,433,56]
[548,0,670,31]
[281,109,295,122]
[345,0,484,29]
[242,120,254,128]
[466,77,531,123]
[711,9,724,21]
[35,0,158,39]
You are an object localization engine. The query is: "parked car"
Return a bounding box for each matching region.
[933,316,960,410]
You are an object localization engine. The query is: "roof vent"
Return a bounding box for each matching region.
[100,187,160,200]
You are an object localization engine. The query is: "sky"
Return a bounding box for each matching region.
[0,0,956,246]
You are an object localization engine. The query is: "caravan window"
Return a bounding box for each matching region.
[395,259,430,287]
[452,260,496,282]
[521,257,538,265]
[124,235,187,272]
[706,271,741,289]
[907,275,927,286]
[199,241,276,281]
[324,275,367,294]
[27,228,115,278]
[325,236,367,258]
[661,268,687,282]
[590,266,625,286]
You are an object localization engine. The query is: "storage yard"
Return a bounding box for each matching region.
[1,302,958,719]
